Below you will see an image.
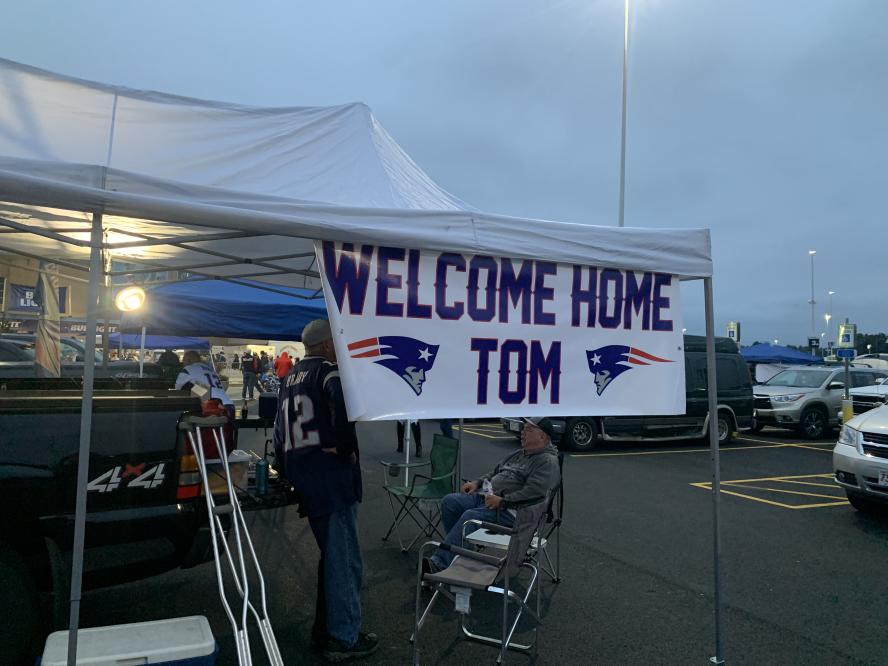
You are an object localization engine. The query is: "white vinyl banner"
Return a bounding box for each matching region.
[315,241,685,421]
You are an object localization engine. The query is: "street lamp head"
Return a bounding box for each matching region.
[808,250,816,256]
[114,286,146,312]
[828,290,835,296]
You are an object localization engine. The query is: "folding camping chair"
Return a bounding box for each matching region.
[412,499,548,665]
[467,452,565,582]
[381,434,459,552]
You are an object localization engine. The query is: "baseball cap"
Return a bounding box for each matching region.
[301,319,333,347]
[521,417,555,439]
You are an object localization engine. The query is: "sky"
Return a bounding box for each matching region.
[4,0,886,346]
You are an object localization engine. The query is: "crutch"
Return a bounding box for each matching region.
[181,416,283,666]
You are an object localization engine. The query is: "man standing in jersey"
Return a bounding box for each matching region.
[273,319,378,662]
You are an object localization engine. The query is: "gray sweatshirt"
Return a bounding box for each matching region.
[475,443,560,508]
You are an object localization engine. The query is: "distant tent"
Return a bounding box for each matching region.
[740,343,823,364]
[121,281,327,340]
[108,333,210,350]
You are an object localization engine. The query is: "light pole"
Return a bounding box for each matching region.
[617,0,629,227]
[827,290,835,341]
[807,250,816,337]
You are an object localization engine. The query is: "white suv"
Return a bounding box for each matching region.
[833,405,888,512]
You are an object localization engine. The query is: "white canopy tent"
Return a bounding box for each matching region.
[0,58,725,665]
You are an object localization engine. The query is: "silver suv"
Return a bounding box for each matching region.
[754,367,886,439]
[833,405,888,512]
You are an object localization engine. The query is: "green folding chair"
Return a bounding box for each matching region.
[381,434,459,552]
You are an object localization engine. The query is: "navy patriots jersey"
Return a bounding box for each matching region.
[274,356,357,456]
[273,356,361,517]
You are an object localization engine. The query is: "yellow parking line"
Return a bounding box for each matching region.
[788,443,834,452]
[690,482,848,509]
[720,483,843,500]
[460,428,514,440]
[572,442,790,458]
[774,479,839,489]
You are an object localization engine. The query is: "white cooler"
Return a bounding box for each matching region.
[41,615,217,666]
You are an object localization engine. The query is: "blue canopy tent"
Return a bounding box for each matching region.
[741,343,824,364]
[109,333,210,350]
[121,280,328,340]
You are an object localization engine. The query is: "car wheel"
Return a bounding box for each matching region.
[716,412,734,444]
[799,407,827,440]
[0,544,41,665]
[846,491,880,514]
[564,417,598,452]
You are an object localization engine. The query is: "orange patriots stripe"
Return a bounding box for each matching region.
[348,337,378,351]
[629,348,671,363]
[627,357,649,365]
[351,349,380,358]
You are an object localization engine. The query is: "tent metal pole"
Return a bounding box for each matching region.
[704,277,725,666]
[457,418,464,492]
[67,213,103,666]
[139,326,146,378]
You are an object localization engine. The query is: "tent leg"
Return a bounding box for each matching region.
[67,213,103,666]
[139,325,146,377]
[704,277,725,666]
[457,418,464,491]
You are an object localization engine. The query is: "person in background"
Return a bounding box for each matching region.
[438,419,455,439]
[175,350,234,419]
[158,348,181,381]
[396,420,422,458]
[259,350,270,374]
[241,349,258,401]
[273,319,378,661]
[232,353,240,371]
[274,350,294,379]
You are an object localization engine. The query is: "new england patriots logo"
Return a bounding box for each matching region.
[348,336,439,396]
[586,345,672,396]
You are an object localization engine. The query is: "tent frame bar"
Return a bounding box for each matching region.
[0,216,92,247]
[67,212,103,666]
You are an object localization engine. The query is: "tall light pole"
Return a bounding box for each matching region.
[617,0,629,227]
[808,250,816,337]
[827,290,835,341]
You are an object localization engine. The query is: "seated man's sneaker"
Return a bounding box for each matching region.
[323,631,379,663]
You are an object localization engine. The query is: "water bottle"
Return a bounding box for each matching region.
[255,457,269,496]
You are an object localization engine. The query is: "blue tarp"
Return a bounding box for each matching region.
[109,333,210,350]
[740,343,823,364]
[121,280,327,340]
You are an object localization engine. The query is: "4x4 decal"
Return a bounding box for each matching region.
[87,463,166,493]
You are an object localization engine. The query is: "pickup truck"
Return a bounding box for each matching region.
[0,379,226,663]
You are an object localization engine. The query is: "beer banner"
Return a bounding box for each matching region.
[315,241,685,421]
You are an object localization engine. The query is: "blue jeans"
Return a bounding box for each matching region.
[308,504,363,647]
[431,493,515,569]
[242,372,256,399]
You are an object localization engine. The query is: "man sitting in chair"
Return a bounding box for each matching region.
[424,417,560,574]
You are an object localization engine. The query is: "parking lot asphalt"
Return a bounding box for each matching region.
[77,421,888,665]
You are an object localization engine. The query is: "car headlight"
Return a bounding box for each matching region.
[771,393,805,403]
[838,425,862,449]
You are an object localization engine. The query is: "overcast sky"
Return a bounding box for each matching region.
[5,0,886,346]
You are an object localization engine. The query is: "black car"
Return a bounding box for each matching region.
[0,334,163,379]
[502,335,754,451]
